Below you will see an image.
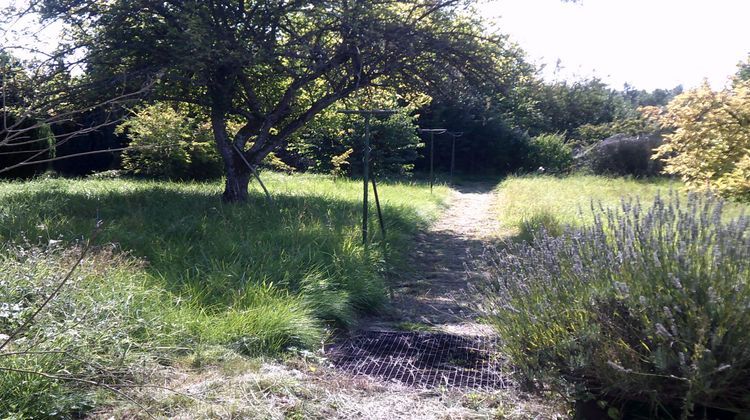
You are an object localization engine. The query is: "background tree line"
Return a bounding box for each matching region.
[2,1,748,200]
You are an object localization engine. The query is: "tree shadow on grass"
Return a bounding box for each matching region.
[0,182,423,310]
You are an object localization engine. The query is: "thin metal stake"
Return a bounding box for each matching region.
[448,132,463,185]
[232,144,273,206]
[339,109,397,246]
[362,114,371,246]
[419,129,445,194]
[450,135,456,184]
[430,131,434,193]
[371,176,386,239]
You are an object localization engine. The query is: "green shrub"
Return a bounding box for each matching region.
[525,133,572,173]
[573,116,658,146]
[117,102,223,180]
[290,103,421,178]
[479,193,750,418]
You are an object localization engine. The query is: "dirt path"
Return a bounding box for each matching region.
[365,181,500,335]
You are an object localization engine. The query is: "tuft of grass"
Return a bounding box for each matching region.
[395,322,437,332]
[0,173,448,418]
[479,192,750,418]
[517,209,564,243]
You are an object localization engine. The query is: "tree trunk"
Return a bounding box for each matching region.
[211,111,251,203]
[223,165,251,203]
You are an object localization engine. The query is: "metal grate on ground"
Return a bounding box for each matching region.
[327,331,507,389]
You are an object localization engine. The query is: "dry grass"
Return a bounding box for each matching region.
[92,348,565,419]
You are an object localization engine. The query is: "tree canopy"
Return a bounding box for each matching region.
[36,0,505,201]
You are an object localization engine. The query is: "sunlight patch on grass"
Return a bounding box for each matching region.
[495,175,747,237]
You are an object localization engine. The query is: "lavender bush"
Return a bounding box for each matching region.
[478,193,749,418]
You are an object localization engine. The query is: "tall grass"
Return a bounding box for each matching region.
[479,192,750,418]
[0,173,448,417]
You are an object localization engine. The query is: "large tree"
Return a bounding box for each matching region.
[35,0,501,201]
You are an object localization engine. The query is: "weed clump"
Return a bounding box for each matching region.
[517,209,564,242]
[479,193,750,418]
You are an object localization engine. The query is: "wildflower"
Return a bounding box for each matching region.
[670,274,683,290]
[613,281,630,296]
[655,323,672,339]
[0,303,22,319]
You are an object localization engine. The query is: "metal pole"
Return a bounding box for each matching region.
[362,114,371,246]
[430,131,434,194]
[371,177,386,239]
[339,109,396,246]
[450,135,456,185]
[233,144,273,206]
[418,129,445,193]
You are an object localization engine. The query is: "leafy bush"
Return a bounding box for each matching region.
[572,116,659,147]
[361,111,421,178]
[290,92,422,178]
[648,81,750,201]
[117,103,224,180]
[478,193,750,417]
[525,133,572,173]
[576,133,664,177]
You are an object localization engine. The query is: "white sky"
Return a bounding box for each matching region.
[480,0,750,91]
[3,0,749,91]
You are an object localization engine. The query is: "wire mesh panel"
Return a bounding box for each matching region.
[327,331,507,389]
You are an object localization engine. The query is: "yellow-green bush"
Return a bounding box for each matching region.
[118,103,224,180]
[649,81,750,201]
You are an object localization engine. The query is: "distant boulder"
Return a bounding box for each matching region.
[575,133,664,177]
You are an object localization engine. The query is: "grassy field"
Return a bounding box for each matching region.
[495,174,748,239]
[0,173,448,417]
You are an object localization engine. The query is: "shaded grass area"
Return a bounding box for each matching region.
[0,173,448,417]
[495,174,747,240]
